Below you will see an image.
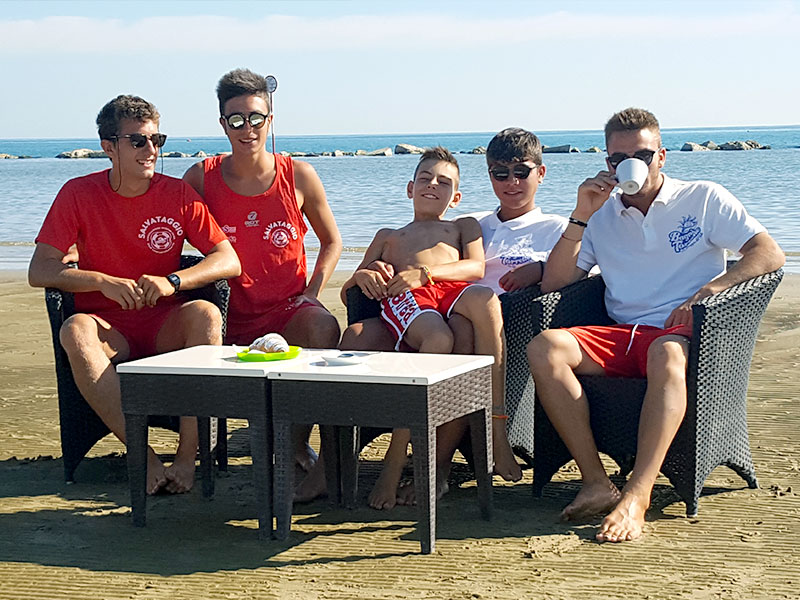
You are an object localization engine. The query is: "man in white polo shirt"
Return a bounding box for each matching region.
[528,107,784,543]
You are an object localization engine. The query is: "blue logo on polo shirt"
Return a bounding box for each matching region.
[668,215,703,253]
[501,255,529,267]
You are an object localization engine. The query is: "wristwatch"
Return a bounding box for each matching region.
[166,273,181,293]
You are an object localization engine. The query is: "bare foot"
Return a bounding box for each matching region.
[146,449,167,495]
[492,421,522,481]
[295,442,318,473]
[294,457,327,503]
[596,490,648,542]
[368,461,405,510]
[396,469,450,506]
[561,478,621,521]
[164,455,196,494]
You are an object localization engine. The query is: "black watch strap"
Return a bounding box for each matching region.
[166,273,181,293]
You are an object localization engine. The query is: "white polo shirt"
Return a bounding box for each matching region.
[462,207,568,295]
[577,174,766,327]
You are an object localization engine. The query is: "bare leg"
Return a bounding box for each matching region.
[59,313,168,495]
[369,428,410,510]
[452,287,522,481]
[527,329,619,520]
[156,300,223,494]
[597,335,689,542]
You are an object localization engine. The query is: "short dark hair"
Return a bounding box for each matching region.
[414,146,460,189]
[96,95,160,141]
[604,107,661,146]
[216,68,271,115]
[486,128,543,165]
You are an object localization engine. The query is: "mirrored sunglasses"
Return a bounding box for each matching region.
[488,163,535,182]
[607,149,657,169]
[111,133,168,149]
[224,112,268,130]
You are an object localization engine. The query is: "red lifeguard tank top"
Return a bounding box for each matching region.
[202,154,308,340]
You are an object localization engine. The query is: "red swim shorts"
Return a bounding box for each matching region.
[224,295,324,346]
[91,301,180,361]
[380,281,473,350]
[565,323,692,378]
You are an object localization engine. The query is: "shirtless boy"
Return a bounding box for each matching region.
[29,94,241,495]
[340,146,520,509]
[184,68,343,473]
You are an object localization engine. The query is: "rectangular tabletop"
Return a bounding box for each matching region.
[117,346,493,385]
[116,344,272,377]
[267,350,493,385]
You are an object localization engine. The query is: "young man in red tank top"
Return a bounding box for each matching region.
[183,68,343,478]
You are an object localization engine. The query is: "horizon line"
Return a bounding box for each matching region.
[3,123,800,142]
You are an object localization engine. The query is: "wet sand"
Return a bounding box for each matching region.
[1,270,799,599]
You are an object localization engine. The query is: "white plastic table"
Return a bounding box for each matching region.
[268,349,494,554]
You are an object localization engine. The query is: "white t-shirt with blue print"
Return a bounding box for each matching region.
[577,174,766,328]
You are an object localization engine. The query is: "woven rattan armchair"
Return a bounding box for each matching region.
[519,268,783,516]
[45,254,230,482]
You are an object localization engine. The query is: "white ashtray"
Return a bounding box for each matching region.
[320,351,370,366]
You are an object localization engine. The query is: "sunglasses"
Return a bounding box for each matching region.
[111,133,168,149]
[224,112,269,130]
[607,149,657,169]
[488,163,536,182]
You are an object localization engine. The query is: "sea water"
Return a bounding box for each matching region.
[1,126,799,272]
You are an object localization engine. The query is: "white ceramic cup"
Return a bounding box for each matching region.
[614,157,649,195]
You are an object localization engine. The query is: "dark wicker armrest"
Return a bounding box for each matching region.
[345,285,381,326]
[528,275,612,334]
[688,268,784,391]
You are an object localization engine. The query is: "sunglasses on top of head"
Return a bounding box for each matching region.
[607,149,657,169]
[488,163,537,182]
[110,133,168,149]
[223,112,269,130]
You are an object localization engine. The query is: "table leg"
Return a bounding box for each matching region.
[273,418,294,540]
[339,426,359,509]
[217,418,228,472]
[125,413,149,527]
[320,425,342,505]
[468,408,493,520]
[250,410,273,540]
[198,417,215,498]
[410,425,436,554]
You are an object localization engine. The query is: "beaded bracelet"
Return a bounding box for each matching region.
[568,216,588,228]
[421,265,435,285]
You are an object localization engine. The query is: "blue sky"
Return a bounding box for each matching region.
[2,0,799,138]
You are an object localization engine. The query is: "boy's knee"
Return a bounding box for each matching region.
[527,330,566,372]
[306,311,341,347]
[457,285,498,317]
[59,313,99,355]
[646,336,689,381]
[182,300,223,341]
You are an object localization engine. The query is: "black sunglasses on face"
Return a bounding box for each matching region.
[111,133,168,149]
[224,112,268,130]
[607,149,657,169]
[488,163,536,182]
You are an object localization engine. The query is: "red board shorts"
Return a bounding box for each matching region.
[565,323,692,378]
[91,301,180,361]
[380,281,473,350]
[224,295,322,346]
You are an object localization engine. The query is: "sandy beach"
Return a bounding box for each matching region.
[1,269,799,600]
